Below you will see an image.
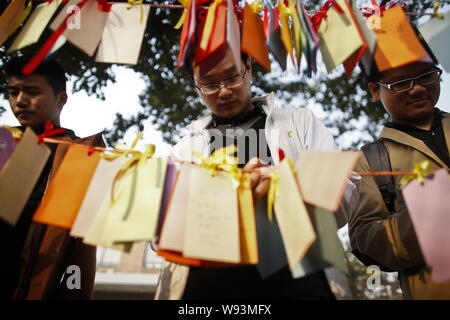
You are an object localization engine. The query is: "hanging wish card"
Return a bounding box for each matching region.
[274,158,316,271]
[33,144,101,229]
[317,0,363,73]
[8,0,61,53]
[70,157,126,238]
[373,6,426,72]
[96,3,150,65]
[295,151,361,212]
[0,128,50,225]
[402,169,450,283]
[48,0,109,56]
[183,166,240,263]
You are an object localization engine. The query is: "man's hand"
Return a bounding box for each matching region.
[243,157,276,203]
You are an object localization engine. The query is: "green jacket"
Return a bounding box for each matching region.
[349,112,450,299]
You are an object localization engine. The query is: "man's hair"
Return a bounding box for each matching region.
[5,56,67,94]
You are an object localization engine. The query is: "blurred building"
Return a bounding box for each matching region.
[93,242,163,300]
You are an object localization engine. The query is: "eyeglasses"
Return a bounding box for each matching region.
[195,68,248,95]
[377,68,443,93]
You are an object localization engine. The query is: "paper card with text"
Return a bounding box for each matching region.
[183,167,240,263]
[33,144,101,228]
[0,128,50,225]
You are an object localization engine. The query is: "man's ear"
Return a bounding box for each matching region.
[368,82,381,101]
[56,91,68,110]
[246,57,252,78]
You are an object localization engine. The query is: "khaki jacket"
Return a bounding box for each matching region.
[13,132,105,300]
[349,112,450,299]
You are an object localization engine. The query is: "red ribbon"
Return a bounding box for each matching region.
[311,0,345,33]
[37,121,67,144]
[361,0,388,18]
[22,0,91,75]
[278,148,285,162]
[87,145,96,156]
[97,0,112,12]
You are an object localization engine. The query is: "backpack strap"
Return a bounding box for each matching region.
[361,140,397,214]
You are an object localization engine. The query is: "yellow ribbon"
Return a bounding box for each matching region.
[278,0,295,65]
[200,0,223,50]
[7,0,32,36]
[174,0,189,29]
[2,126,23,140]
[193,145,242,186]
[250,0,263,13]
[267,158,296,221]
[127,0,145,23]
[433,1,444,19]
[400,161,432,186]
[267,172,279,222]
[101,134,156,201]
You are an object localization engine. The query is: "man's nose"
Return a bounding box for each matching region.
[217,83,233,97]
[409,80,427,95]
[15,92,29,108]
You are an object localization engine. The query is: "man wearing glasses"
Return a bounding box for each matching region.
[349,53,450,299]
[155,46,359,300]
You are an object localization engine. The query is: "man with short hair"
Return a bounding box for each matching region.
[349,54,450,299]
[155,45,359,300]
[1,56,104,300]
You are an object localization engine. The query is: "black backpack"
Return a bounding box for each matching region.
[351,140,403,272]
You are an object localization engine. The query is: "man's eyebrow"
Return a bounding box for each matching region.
[202,65,238,80]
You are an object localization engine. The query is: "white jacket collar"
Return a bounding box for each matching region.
[186,92,276,133]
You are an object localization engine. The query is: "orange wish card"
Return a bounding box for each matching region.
[178,0,196,68]
[242,3,271,72]
[373,6,426,72]
[33,144,101,229]
[0,0,30,46]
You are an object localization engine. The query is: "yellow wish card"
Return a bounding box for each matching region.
[238,172,258,264]
[8,0,62,53]
[317,0,363,73]
[274,158,316,271]
[95,157,167,247]
[373,6,426,72]
[0,128,50,225]
[183,166,240,263]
